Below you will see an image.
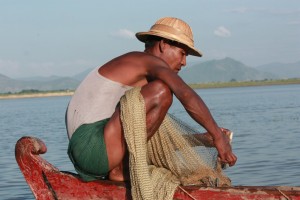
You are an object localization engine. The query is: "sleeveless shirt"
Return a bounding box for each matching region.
[66,67,132,138]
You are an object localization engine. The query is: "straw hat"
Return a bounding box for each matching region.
[136,17,202,57]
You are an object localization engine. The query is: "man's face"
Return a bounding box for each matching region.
[161,41,188,73]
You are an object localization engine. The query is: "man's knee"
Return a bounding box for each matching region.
[141,80,173,108]
[155,80,173,107]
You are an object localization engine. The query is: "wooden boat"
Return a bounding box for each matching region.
[15,136,300,200]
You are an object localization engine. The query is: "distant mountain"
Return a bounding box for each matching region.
[0,74,19,92]
[0,73,14,83]
[1,58,299,93]
[16,75,62,82]
[0,74,80,93]
[72,68,93,81]
[0,67,95,93]
[256,61,300,78]
[179,57,277,83]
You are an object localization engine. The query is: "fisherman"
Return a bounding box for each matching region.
[66,17,237,182]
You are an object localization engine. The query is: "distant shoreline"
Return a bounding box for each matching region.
[1,78,300,100]
[189,78,300,89]
[0,91,74,100]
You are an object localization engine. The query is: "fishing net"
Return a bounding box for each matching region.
[120,87,231,200]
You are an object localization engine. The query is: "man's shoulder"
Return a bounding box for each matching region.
[114,51,168,75]
[123,51,160,60]
[123,51,145,57]
[117,51,162,67]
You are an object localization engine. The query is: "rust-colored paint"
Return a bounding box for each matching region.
[15,136,300,200]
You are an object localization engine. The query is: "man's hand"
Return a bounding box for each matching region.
[220,128,233,143]
[214,128,237,167]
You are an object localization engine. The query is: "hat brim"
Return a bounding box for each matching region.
[136,31,202,57]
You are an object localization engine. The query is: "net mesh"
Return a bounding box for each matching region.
[120,87,231,200]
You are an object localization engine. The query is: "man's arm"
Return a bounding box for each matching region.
[147,65,237,166]
[102,52,236,166]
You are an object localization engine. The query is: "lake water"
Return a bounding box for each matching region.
[1,84,299,199]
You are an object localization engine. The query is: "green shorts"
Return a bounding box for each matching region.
[67,118,110,181]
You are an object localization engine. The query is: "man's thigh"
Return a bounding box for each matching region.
[103,107,126,170]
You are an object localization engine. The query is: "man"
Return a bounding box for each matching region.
[66,17,237,182]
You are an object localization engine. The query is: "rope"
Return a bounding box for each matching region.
[277,188,291,200]
[178,185,197,200]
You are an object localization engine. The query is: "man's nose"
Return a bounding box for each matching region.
[181,57,186,66]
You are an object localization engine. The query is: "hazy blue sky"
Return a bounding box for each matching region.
[1,0,299,78]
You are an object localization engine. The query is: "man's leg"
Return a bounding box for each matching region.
[103,80,173,181]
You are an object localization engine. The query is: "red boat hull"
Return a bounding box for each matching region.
[15,136,300,200]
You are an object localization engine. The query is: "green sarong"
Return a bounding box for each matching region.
[67,118,110,181]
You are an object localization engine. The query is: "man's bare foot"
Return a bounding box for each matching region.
[108,163,130,182]
[109,168,125,181]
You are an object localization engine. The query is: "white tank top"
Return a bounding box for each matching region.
[66,67,132,138]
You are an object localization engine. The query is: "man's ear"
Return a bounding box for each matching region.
[158,39,168,53]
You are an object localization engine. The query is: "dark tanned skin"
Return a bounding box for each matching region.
[99,40,237,181]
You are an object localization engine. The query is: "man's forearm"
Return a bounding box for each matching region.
[181,91,223,140]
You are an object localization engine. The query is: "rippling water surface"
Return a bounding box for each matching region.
[1,84,299,199]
